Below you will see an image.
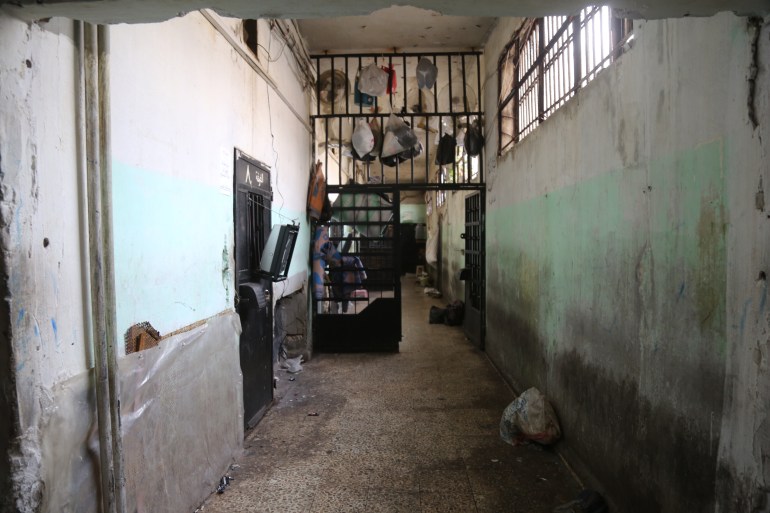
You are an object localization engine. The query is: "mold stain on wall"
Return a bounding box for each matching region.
[485,140,728,513]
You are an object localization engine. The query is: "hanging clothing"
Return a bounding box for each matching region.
[312,226,341,300]
[329,256,367,313]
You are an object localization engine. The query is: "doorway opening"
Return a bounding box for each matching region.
[233,149,274,428]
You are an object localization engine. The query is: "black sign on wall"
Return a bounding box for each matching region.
[235,151,271,197]
[234,149,272,284]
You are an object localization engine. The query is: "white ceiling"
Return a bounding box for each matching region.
[297,7,495,52]
[3,0,768,24]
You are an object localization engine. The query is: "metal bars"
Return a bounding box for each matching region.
[464,193,482,310]
[498,6,633,152]
[312,51,484,189]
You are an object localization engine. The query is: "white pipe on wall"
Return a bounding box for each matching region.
[97,24,127,513]
[84,21,117,513]
[75,20,95,369]
[83,22,126,513]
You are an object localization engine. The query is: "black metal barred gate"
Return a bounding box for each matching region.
[314,187,401,352]
[311,51,486,352]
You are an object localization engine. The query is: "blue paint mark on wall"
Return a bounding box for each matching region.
[51,318,60,348]
[18,308,25,323]
[740,298,752,339]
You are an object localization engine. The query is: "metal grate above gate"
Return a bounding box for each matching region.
[312,51,485,190]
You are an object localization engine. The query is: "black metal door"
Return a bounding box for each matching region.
[463,192,483,348]
[237,278,272,428]
[234,150,274,428]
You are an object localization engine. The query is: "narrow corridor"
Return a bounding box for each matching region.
[202,278,581,512]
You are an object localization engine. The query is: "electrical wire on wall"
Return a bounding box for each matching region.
[264,21,291,225]
[261,19,305,303]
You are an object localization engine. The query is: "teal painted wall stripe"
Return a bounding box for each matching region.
[486,140,726,369]
[113,161,234,337]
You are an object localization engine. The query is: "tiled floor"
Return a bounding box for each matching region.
[202,277,581,512]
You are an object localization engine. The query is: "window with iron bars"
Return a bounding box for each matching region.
[498,7,633,154]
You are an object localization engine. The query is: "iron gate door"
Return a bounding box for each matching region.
[463,192,483,348]
[234,151,274,428]
[313,187,401,352]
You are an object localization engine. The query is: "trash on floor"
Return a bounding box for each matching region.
[500,387,562,446]
[215,475,234,494]
[307,412,319,417]
[281,355,304,373]
[553,489,608,513]
[423,287,442,298]
[444,300,464,326]
[429,305,446,324]
[288,376,296,381]
[428,300,465,326]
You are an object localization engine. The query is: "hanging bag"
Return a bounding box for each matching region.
[354,67,375,107]
[307,161,326,220]
[358,63,388,97]
[381,64,398,94]
[435,133,456,165]
[352,118,375,158]
[464,119,484,157]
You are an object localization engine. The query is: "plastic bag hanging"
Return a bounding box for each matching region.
[416,57,438,90]
[358,63,388,97]
[381,114,418,158]
[352,119,375,158]
[369,119,383,157]
[391,115,418,150]
[354,69,375,107]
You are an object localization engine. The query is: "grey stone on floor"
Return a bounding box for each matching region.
[201,278,581,513]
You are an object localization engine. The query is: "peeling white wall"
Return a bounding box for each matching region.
[0,14,89,427]
[0,10,313,512]
[111,12,312,338]
[0,17,89,512]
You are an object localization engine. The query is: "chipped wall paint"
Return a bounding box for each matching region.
[1,10,313,512]
[482,13,769,513]
[0,16,91,511]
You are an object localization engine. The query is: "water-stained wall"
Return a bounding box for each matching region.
[0,11,312,512]
[483,13,769,512]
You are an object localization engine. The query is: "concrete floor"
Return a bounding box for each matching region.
[202,278,582,513]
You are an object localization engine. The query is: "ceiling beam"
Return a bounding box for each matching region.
[1,0,768,24]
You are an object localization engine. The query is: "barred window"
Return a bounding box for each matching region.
[498,7,633,154]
